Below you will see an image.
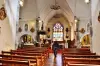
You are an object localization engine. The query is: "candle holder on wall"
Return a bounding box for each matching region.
[47,28,50,38]
[65,28,70,38]
[65,28,69,32]
[18,27,22,32]
[47,28,50,32]
[0,6,6,20]
[66,35,69,38]
[98,11,100,22]
[30,27,35,33]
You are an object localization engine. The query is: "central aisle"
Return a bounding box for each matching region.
[44,53,62,66]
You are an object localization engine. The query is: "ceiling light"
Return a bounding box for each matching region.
[20,0,24,7]
[85,0,90,4]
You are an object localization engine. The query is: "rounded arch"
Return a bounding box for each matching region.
[19,34,33,43]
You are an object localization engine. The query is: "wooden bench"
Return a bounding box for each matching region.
[0,54,37,66]
[0,58,30,66]
[2,51,46,66]
[1,47,49,66]
[67,62,100,66]
[64,58,100,66]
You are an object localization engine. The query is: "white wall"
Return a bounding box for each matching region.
[91,0,100,54]
[0,17,14,51]
[17,20,36,44]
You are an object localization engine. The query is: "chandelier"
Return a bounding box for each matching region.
[50,0,60,10]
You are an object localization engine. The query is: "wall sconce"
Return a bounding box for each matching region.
[30,27,35,33]
[18,27,22,32]
[98,11,100,22]
[66,35,69,38]
[0,6,6,20]
[20,0,24,7]
[66,28,69,32]
[47,28,50,32]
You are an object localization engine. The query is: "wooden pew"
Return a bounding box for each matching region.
[62,54,100,58]
[1,47,49,66]
[11,50,48,59]
[63,48,90,51]
[62,48,97,66]
[12,47,49,58]
[67,62,100,66]
[0,58,30,66]
[0,54,37,66]
[2,51,45,66]
[62,52,96,55]
[64,58,100,66]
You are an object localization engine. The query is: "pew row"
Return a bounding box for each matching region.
[64,58,100,66]
[0,58,30,66]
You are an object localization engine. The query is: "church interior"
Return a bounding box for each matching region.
[0,0,100,66]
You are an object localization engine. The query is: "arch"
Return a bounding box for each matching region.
[20,34,33,43]
[43,10,73,30]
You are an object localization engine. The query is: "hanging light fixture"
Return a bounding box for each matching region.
[20,0,24,7]
[74,16,80,23]
[85,0,90,4]
[50,0,60,10]
[74,0,79,22]
[74,16,78,22]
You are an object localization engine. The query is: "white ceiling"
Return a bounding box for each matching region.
[20,0,90,25]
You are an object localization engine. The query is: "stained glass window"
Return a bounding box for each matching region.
[53,23,63,41]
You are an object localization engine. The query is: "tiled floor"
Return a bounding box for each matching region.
[44,53,62,66]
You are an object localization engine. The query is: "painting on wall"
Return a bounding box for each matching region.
[80,34,90,46]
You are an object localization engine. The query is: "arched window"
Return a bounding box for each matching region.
[53,23,64,41]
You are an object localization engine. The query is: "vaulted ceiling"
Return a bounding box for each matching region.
[20,0,90,25]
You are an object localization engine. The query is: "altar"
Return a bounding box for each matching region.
[23,43,34,48]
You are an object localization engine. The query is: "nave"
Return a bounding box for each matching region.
[0,46,100,66]
[44,53,62,66]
